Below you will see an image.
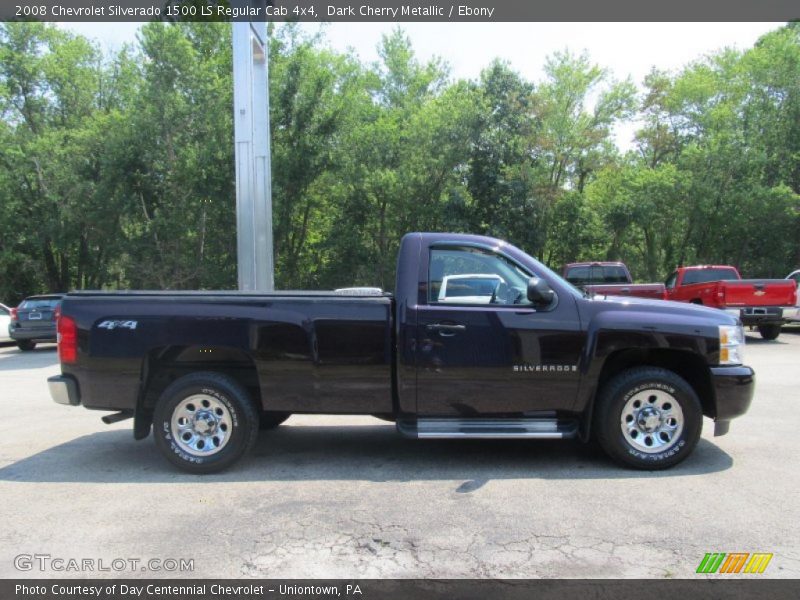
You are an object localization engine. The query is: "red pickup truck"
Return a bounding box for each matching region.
[563,262,666,300]
[664,265,797,339]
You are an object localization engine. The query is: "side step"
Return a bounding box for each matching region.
[397,418,579,439]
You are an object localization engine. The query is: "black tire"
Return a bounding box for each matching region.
[593,367,702,470]
[17,341,36,351]
[153,372,259,474]
[757,324,781,340]
[259,411,291,430]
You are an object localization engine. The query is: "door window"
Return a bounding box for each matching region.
[428,247,533,306]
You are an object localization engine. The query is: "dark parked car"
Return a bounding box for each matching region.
[9,294,64,351]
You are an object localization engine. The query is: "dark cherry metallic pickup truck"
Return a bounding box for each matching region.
[48,233,754,473]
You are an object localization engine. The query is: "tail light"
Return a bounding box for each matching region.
[10,307,17,321]
[58,315,78,364]
[54,305,61,322]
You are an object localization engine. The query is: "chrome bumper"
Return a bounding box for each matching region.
[48,375,80,406]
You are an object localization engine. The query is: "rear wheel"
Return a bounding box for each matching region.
[757,324,781,340]
[17,341,36,351]
[153,372,258,474]
[594,367,702,470]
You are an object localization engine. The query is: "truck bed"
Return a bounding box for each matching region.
[60,291,395,415]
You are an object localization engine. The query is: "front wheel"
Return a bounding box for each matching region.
[757,324,781,340]
[153,372,259,474]
[593,367,702,470]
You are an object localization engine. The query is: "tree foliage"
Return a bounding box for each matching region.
[1,22,798,302]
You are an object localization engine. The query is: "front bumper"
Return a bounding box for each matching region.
[48,375,81,406]
[709,365,754,436]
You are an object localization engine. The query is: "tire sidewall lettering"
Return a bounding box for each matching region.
[160,386,241,466]
[619,380,686,462]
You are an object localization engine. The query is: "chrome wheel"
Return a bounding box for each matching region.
[620,388,684,453]
[171,394,232,457]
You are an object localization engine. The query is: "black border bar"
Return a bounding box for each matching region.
[1,0,799,22]
[4,579,800,600]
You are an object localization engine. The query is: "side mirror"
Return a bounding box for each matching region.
[527,277,555,307]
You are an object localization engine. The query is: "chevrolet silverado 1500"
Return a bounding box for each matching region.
[664,265,797,339]
[48,233,754,473]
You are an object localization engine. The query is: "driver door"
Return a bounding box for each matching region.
[415,245,583,417]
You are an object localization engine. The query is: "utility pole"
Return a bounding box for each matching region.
[232,2,274,291]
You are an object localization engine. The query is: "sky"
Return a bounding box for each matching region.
[61,21,783,148]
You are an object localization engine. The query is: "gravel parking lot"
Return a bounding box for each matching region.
[1,330,799,579]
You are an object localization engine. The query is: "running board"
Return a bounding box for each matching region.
[397,418,579,439]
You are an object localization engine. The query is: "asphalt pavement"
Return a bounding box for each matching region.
[1,330,798,578]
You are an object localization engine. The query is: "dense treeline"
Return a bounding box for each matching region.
[1,22,798,302]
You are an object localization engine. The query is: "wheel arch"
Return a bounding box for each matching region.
[580,347,714,441]
[134,344,263,440]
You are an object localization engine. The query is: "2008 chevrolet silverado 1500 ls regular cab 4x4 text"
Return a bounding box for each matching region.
[48,233,754,473]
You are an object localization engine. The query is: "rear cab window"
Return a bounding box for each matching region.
[682,269,739,285]
[565,265,628,285]
[595,265,628,283]
[565,266,590,286]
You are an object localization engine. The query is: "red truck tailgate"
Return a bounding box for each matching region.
[722,279,797,307]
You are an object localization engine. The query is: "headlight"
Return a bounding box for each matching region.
[719,325,745,365]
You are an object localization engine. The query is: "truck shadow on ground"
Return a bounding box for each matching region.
[744,335,789,345]
[0,422,733,484]
[745,325,800,344]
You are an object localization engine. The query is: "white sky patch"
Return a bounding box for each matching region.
[59,21,783,150]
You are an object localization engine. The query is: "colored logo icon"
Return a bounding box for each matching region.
[696,553,773,574]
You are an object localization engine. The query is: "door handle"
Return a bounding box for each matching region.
[427,323,466,336]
